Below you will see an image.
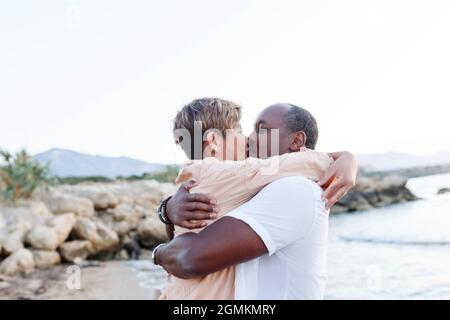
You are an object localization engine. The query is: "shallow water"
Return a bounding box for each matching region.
[129,173,450,299]
[326,173,450,299]
[126,260,167,299]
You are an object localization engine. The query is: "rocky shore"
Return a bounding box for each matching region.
[0,180,175,276]
[437,187,450,195]
[331,175,419,214]
[0,175,419,277]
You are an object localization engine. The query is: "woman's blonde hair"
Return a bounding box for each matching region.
[173,98,242,159]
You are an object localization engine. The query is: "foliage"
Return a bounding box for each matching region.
[54,176,113,185]
[119,165,180,183]
[53,166,181,185]
[0,148,52,202]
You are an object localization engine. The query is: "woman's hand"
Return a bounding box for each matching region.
[165,181,219,229]
[318,151,358,209]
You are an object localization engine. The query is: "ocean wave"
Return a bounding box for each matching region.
[339,236,450,246]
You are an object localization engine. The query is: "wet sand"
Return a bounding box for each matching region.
[0,260,167,300]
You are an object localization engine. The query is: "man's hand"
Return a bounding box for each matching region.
[319,151,358,209]
[165,181,219,229]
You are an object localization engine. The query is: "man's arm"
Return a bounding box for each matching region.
[155,216,267,279]
[156,176,316,279]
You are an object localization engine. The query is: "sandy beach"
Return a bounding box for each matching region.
[0,260,166,300]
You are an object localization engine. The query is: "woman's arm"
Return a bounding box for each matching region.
[319,151,358,209]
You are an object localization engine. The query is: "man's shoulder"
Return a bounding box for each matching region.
[262,176,323,198]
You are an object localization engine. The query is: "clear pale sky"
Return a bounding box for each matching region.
[1,0,449,164]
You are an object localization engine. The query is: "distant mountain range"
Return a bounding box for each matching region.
[33,148,450,178]
[357,151,450,171]
[34,148,166,179]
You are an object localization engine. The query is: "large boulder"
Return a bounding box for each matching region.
[0,202,53,255]
[334,175,419,213]
[26,225,60,251]
[137,217,168,248]
[31,250,61,268]
[108,203,142,221]
[2,231,25,255]
[1,217,32,255]
[73,218,119,252]
[0,248,35,276]
[59,240,93,262]
[46,213,76,244]
[107,203,143,236]
[46,194,95,217]
[84,191,119,210]
[64,187,119,210]
[2,202,52,226]
[113,220,134,236]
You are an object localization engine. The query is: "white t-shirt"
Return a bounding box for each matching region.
[227,176,329,300]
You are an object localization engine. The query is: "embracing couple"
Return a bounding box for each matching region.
[153,98,358,300]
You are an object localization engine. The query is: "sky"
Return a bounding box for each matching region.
[1,0,450,164]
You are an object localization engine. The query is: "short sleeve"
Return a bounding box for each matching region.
[175,160,203,184]
[226,176,318,255]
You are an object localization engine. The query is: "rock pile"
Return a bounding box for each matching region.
[0,180,176,275]
[331,175,419,214]
[0,175,420,275]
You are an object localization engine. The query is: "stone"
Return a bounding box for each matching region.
[59,240,93,262]
[1,216,32,255]
[0,281,11,290]
[113,220,133,236]
[46,213,76,244]
[94,222,120,252]
[0,248,35,276]
[334,174,419,213]
[73,218,119,252]
[137,217,168,248]
[29,202,53,219]
[0,203,52,255]
[31,250,61,269]
[330,204,349,214]
[437,188,450,195]
[73,218,98,241]
[71,189,119,210]
[114,249,129,261]
[109,203,139,221]
[47,194,95,217]
[3,202,52,227]
[2,231,25,255]
[26,225,60,251]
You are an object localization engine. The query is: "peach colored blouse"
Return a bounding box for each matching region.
[159,148,333,300]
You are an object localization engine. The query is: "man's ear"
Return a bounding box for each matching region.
[289,131,306,152]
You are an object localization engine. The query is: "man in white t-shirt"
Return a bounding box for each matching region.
[228,175,329,299]
[155,103,357,299]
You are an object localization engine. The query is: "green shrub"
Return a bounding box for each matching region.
[119,165,180,183]
[0,148,52,202]
[54,176,113,185]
